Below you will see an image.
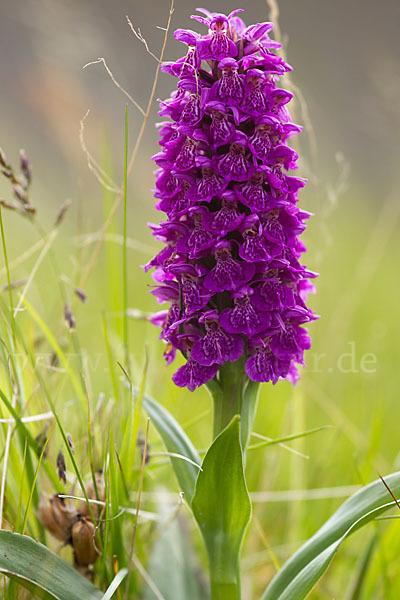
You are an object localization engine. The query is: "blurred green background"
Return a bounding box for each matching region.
[0,0,400,598]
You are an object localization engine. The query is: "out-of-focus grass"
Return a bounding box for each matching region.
[0,154,399,600]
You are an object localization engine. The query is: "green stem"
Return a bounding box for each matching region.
[211,581,240,600]
[207,361,256,600]
[212,358,246,438]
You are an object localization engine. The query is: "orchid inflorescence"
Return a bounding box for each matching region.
[146,8,317,391]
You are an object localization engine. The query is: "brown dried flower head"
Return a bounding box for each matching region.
[38,494,76,543]
[72,515,99,567]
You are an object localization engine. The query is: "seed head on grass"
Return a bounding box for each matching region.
[0,146,35,216]
[57,451,67,485]
[147,8,317,391]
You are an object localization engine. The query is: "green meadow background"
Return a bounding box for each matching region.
[0,0,399,598]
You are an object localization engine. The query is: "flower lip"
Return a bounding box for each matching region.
[172,355,219,392]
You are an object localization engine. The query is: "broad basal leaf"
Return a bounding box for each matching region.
[192,416,251,590]
[0,530,102,600]
[261,471,400,600]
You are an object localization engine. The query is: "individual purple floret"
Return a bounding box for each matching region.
[147,8,317,391]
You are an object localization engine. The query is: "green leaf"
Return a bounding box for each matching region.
[261,471,400,600]
[192,415,251,596]
[101,568,128,600]
[141,393,201,503]
[0,530,102,600]
[248,425,331,451]
[344,533,377,600]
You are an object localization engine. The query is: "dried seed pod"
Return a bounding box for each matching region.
[79,471,105,520]
[72,515,99,566]
[38,494,77,543]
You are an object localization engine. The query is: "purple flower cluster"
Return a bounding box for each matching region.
[146,8,317,392]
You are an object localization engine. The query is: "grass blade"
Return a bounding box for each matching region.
[248,426,331,451]
[0,530,102,599]
[261,472,400,600]
[101,568,128,600]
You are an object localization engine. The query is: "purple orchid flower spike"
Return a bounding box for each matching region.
[147,8,317,391]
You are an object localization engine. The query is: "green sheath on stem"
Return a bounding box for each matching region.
[201,364,260,599]
[192,415,252,600]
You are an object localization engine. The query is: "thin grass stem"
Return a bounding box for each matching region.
[0,389,17,527]
[21,423,55,534]
[124,417,150,600]
[122,106,129,372]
